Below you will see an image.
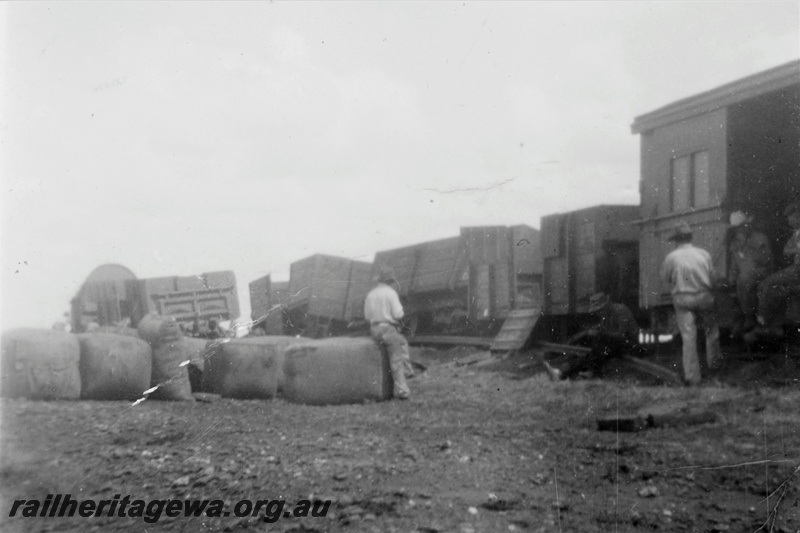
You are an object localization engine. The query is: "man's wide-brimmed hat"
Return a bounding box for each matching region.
[668,221,693,241]
[376,266,397,283]
[588,292,610,314]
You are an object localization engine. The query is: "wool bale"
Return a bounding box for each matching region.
[1,329,81,400]
[136,314,193,401]
[77,333,152,400]
[149,339,194,401]
[202,336,297,399]
[281,337,392,405]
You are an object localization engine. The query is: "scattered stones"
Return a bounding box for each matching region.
[638,485,659,498]
[172,475,190,487]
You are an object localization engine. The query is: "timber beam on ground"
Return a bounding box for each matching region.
[620,355,684,386]
[409,335,493,348]
[533,342,592,356]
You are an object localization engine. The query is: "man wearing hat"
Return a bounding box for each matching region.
[660,221,722,386]
[364,266,412,400]
[543,292,640,381]
[726,210,773,337]
[751,198,800,339]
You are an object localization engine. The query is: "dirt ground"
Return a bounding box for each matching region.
[1,339,800,533]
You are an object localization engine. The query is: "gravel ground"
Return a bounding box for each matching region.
[1,342,799,533]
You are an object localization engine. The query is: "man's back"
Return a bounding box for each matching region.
[364,283,404,324]
[662,244,713,295]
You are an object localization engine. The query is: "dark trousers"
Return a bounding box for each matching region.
[545,334,633,379]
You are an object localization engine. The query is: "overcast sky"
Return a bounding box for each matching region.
[1,1,798,331]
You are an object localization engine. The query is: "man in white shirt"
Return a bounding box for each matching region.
[364,266,411,400]
[660,221,722,386]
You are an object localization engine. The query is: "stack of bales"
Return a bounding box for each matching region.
[1,318,393,406]
[201,336,392,405]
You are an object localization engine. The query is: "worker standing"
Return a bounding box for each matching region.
[750,198,800,340]
[364,266,411,400]
[726,210,773,338]
[660,221,722,386]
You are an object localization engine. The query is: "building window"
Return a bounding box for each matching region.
[670,150,710,211]
[692,151,710,207]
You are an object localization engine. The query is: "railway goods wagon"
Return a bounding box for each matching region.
[344,260,374,325]
[372,225,541,336]
[461,225,542,324]
[249,275,271,326]
[70,264,138,332]
[265,281,291,335]
[541,205,640,316]
[631,60,800,332]
[71,266,240,332]
[371,235,469,335]
[126,271,239,329]
[248,275,289,335]
[536,205,640,342]
[284,254,373,337]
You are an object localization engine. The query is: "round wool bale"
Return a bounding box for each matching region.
[77,333,152,400]
[281,337,392,406]
[1,329,82,400]
[202,336,298,398]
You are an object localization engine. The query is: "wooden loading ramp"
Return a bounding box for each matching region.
[490,308,541,355]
